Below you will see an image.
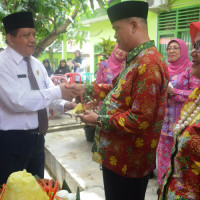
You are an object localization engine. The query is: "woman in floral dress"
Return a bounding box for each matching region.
[96,44,127,85]
[96,44,127,109]
[159,20,200,200]
[157,38,200,187]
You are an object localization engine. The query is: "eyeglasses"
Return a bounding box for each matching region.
[166,47,180,51]
[193,41,200,53]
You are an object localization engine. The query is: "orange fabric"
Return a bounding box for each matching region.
[190,21,200,43]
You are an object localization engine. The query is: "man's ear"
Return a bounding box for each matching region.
[6,34,14,47]
[130,18,137,33]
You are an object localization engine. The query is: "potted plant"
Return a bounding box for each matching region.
[83,124,96,142]
[98,37,117,59]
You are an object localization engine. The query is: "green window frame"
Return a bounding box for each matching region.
[157,5,200,62]
[94,44,104,73]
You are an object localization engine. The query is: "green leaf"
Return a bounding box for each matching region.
[62,179,72,193]
[34,174,40,180]
[98,37,117,58]
[76,186,80,200]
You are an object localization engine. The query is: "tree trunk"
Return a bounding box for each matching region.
[33,8,79,58]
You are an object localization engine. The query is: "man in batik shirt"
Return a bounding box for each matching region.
[67,1,168,200]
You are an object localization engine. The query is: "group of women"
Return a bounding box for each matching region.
[42,50,85,77]
[95,21,200,200]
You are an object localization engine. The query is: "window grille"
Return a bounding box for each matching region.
[158,5,200,62]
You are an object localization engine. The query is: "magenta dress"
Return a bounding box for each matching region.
[96,44,126,110]
[157,66,200,186]
[96,60,116,85]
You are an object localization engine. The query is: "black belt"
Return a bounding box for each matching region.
[0,128,41,135]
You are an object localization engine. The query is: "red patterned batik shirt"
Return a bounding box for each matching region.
[85,40,169,178]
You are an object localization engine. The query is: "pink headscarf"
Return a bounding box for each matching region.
[167,39,192,76]
[107,44,126,77]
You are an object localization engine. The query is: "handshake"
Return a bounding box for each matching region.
[59,83,99,126]
[59,83,85,102]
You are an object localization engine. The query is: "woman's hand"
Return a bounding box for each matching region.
[167,86,174,95]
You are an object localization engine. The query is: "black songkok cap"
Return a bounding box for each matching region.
[3,12,34,34]
[107,1,149,24]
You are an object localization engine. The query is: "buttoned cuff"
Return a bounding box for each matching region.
[101,115,111,131]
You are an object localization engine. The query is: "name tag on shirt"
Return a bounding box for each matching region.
[42,80,47,89]
[17,74,27,78]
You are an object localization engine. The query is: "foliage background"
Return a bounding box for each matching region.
[0,0,107,57]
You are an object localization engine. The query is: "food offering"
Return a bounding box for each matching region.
[0,170,49,200]
[71,99,99,116]
[0,170,80,200]
[71,103,86,115]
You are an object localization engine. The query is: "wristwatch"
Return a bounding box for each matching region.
[96,115,103,128]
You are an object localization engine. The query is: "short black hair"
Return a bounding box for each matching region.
[5,29,19,44]
[8,29,19,37]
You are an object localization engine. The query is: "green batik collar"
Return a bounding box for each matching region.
[126,40,155,63]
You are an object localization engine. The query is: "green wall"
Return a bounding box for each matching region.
[89,19,115,72]
[148,11,158,44]
[169,0,200,9]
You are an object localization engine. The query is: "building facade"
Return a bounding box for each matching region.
[82,0,200,72]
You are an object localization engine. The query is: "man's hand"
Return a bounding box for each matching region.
[59,83,83,101]
[65,84,86,97]
[64,102,77,112]
[77,110,98,125]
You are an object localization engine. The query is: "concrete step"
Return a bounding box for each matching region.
[45,127,105,200]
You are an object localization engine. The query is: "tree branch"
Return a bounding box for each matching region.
[4,0,8,9]
[12,0,17,10]
[36,15,54,24]
[58,8,79,33]
[53,14,57,32]
[33,8,79,57]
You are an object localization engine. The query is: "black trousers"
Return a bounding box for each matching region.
[102,166,149,200]
[0,129,45,185]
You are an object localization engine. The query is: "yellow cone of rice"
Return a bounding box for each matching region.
[1,169,49,200]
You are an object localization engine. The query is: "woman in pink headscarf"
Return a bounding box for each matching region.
[157,38,200,188]
[96,44,127,84]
